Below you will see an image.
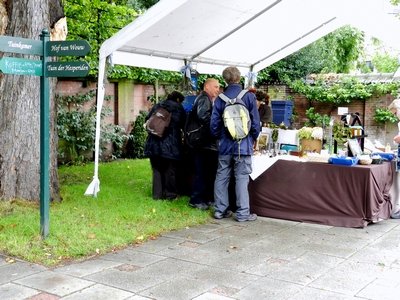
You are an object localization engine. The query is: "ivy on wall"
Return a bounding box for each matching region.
[374,108,398,124]
[289,77,400,105]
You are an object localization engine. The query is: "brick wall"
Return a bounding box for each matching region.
[57,80,398,150]
[57,80,115,128]
[56,80,158,134]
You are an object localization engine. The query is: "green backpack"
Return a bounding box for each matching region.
[219,89,250,141]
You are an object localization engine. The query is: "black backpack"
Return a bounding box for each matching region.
[184,97,206,148]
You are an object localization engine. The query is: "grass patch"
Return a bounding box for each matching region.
[0,159,210,266]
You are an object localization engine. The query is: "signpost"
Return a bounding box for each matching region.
[0,57,42,76]
[46,61,90,77]
[0,35,43,55]
[0,30,91,239]
[47,40,91,57]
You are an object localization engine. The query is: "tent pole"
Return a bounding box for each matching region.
[85,56,106,197]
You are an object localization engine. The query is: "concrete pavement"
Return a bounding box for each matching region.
[1,216,400,299]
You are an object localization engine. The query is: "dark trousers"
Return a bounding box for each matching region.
[189,149,218,205]
[150,156,178,200]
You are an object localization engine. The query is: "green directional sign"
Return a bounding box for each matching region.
[47,40,91,57]
[46,61,90,77]
[0,35,42,55]
[0,57,42,76]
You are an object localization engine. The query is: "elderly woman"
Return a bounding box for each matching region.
[255,91,272,126]
[388,98,400,218]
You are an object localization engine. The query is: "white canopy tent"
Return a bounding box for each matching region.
[85,0,400,196]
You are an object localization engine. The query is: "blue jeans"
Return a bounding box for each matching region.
[214,155,252,219]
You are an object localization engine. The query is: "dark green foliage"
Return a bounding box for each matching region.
[108,66,183,84]
[57,91,97,164]
[64,1,138,77]
[125,0,159,10]
[125,111,148,159]
[257,26,364,84]
[64,0,183,84]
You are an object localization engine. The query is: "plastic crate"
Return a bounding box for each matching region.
[371,152,395,161]
[329,156,359,166]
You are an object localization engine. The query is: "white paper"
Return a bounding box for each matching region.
[250,155,304,180]
[338,107,348,115]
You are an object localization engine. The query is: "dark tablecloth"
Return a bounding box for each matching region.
[249,160,394,228]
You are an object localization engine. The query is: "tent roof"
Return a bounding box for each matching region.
[85,0,400,197]
[100,0,400,76]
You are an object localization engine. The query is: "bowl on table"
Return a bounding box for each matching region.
[371,155,383,164]
[358,155,372,165]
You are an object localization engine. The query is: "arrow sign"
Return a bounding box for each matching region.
[46,61,90,77]
[0,35,42,55]
[47,40,91,57]
[0,57,42,76]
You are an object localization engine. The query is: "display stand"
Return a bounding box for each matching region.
[348,113,367,156]
[334,113,367,156]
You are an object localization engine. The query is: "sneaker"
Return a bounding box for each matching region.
[234,213,257,222]
[214,210,233,219]
[189,202,209,210]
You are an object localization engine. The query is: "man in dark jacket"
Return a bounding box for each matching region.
[144,91,186,200]
[187,78,220,210]
[210,67,260,221]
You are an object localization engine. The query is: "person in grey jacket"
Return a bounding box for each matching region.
[210,66,260,221]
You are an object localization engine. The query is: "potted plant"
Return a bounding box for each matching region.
[298,126,323,153]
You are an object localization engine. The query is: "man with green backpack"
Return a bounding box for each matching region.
[210,66,260,222]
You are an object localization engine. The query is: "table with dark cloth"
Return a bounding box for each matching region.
[249,160,394,228]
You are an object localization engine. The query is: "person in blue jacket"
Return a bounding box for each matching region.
[210,66,260,221]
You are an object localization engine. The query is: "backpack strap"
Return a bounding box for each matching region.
[237,89,248,100]
[219,89,248,104]
[219,93,232,104]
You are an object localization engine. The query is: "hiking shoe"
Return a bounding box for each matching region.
[234,213,257,222]
[189,202,209,210]
[214,210,233,219]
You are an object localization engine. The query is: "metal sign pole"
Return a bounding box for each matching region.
[40,29,50,238]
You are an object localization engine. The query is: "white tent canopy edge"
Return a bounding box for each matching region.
[85,0,400,196]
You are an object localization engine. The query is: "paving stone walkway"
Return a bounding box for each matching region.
[1,216,400,299]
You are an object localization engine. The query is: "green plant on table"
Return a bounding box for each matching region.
[298,126,323,140]
[271,128,279,142]
[333,121,351,145]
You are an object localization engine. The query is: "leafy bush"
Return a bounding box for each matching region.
[304,107,331,127]
[125,110,148,159]
[373,108,399,124]
[57,90,130,164]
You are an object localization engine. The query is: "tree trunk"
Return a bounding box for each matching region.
[0,0,63,201]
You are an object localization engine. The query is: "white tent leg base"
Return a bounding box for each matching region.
[85,177,100,197]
